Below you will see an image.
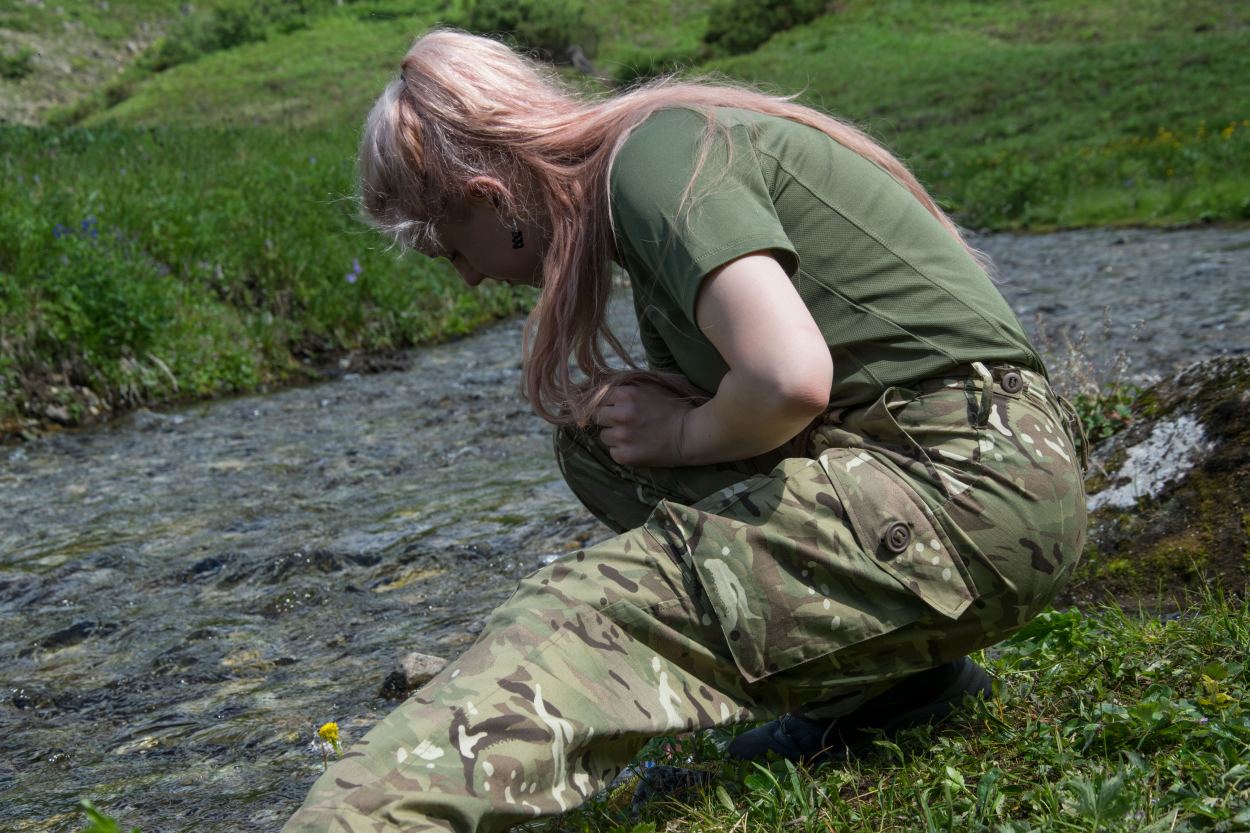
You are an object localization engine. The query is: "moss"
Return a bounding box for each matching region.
[1068,357,1250,610]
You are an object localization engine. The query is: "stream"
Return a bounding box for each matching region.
[2,226,1248,832]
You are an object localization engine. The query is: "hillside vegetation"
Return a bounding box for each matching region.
[2,0,1248,435]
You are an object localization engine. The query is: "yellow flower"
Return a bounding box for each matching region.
[318,721,342,754]
[1197,674,1234,709]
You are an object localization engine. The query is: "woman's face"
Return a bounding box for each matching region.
[435,198,544,287]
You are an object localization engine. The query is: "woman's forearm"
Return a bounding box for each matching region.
[678,367,828,466]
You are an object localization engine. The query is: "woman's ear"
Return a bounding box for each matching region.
[464,176,511,207]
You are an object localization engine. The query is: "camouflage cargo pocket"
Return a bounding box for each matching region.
[817,448,977,620]
[643,455,975,684]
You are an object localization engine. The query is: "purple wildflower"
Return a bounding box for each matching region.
[342,257,362,283]
[346,258,363,284]
[53,223,68,239]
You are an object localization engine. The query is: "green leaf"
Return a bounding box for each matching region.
[944,765,967,790]
[743,772,773,792]
[78,801,141,833]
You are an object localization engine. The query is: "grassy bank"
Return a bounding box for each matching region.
[0,124,527,434]
[3,0,1248,434]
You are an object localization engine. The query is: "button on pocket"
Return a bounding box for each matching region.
[882,522,912,558]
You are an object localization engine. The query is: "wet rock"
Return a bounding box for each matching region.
[262,549,344,584]
[259,588,321,618]
[10,685,56,711]
[185,555,229,580]
[150,649,199,675]
[130,409,186,431]
[44,404,72,425]
[1067,356,1250,608]
[47,750,73,772]
[378,651,448,701]
[35,620,119,651]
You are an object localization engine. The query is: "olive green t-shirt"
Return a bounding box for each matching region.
[609,107,1044,406]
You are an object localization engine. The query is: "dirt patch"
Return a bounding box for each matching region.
[0,18,160,125]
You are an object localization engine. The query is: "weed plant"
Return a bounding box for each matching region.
[1031,307,1144,455]
[0,45,35,81]
[77,802,138,833]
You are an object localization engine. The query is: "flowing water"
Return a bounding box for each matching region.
[2,227,1248,832]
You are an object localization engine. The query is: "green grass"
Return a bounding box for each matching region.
[552,593,1250,833]
[0,124,529,430]
[709,0,1250,228]
[77,802,138,833]
[72,0,1250,226]
[79,0,718,129]
[85,11,432,130]
[0,0,172,45]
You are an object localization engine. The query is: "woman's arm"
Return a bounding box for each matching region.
[596,253,832,467]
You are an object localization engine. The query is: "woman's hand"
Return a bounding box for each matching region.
[595,382,694,468]
[596,252,831,469]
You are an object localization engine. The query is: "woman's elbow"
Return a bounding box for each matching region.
[770,351,833,417]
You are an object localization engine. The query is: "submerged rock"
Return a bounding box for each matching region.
[34,620,119,651]
[1067,356,1250,608]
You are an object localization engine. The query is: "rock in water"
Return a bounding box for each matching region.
[1069,356,1250,608]
[379,652,448,700]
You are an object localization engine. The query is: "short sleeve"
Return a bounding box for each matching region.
[610,108,799,324]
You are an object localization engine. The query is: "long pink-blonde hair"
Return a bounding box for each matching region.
[359,29,982,427]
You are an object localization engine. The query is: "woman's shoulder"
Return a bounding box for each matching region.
[611,107,765,206]
[618,106,768,156]
[615,107,711,172]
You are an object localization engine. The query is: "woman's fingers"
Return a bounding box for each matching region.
[593,381,690,467]
[595,387,635,427]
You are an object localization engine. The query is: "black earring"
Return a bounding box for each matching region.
[510,219,525,250]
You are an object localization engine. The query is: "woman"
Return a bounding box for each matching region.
[284,29,1085,833]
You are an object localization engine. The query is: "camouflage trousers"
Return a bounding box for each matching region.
[283,365,1086,833]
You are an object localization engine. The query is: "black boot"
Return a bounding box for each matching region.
[727,657,993,763]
